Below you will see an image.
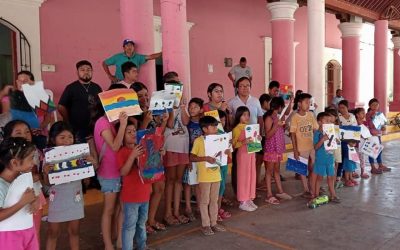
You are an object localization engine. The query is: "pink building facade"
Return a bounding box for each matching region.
[38,0,343,103]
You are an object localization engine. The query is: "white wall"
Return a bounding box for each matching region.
[0,0,44,80]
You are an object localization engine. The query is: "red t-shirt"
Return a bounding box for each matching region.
[117,147,151,203]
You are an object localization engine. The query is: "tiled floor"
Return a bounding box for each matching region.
[40,139,400,250]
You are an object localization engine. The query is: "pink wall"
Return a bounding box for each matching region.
[40,0,342,103]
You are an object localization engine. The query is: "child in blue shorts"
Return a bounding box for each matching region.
[313,112,340,203]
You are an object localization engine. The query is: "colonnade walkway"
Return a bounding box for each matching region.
[41,139,400,250]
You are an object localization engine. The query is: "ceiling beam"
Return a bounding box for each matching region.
[325,0,400,31]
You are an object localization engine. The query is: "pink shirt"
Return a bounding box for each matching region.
[94,116,119,179]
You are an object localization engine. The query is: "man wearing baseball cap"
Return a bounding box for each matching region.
[102,39,162,83]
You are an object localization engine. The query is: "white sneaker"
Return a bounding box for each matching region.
[239,202,256,212]
[248,200,258,209]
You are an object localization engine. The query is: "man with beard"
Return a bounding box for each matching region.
[102,39,162,83]
[58,60,102,143]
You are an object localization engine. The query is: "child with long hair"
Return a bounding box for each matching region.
[0,137,38,249]
[232,106,257,212]
[91,92,127,249]
[163,90,190,226]
[216,110,232,221]
[263,97,292,204]
[3,120,46,247]
[366,98,390,174]
[354,108,370,179]
[44,122,92,250]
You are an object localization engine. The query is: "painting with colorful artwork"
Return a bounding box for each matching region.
[339,125,361,141]
[21,81,56,116]
[372,112,387,130]
[245,124,262,153]
[322,124,338,150]
[44,143,95,185]
[204,110,224,132]
[149,90,176,115]
[279,84,293,100]
[360,136,384,159]
[348,145,360,163]
[164,82,183,107]
[286,153,308,176]
[98,88,142,122]
[204,133,230,168]
[137,127,165,184]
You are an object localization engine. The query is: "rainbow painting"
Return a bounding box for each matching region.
[98,89,142,122]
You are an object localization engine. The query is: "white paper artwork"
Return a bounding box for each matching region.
[322,124,338,150]
[204,134,230,168]
[0,173,33,231]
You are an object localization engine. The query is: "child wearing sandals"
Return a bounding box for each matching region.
[354,108,370,179]
[289,93,319,199]
[190,116,227,236]
[365,98,390,174]
[116,121,152,250]
[232,106,258,212]
[163,95,190,226]
[337,100,360,180]
[313,112,340,203]
[217,110,232,221]
[263,97,292,205]
[183,98,204,222]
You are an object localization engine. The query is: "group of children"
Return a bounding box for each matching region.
[0,74,390,249]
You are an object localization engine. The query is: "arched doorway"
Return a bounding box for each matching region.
[0,18,31,88]
[325,60,342,106]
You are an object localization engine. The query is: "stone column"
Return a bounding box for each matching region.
[267,1,298,88]
[160,0,191,98]
[308,0,325,110]
[120,0,156,93]
[390,36,400,111]
[374,20,389,114]
[338,22,363,108]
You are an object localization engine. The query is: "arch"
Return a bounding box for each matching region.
[0,18,31,74]
[325,59,342,106]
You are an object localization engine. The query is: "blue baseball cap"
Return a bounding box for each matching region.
[123,39,135,46]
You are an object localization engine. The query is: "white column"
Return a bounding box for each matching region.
[307,0,325,111]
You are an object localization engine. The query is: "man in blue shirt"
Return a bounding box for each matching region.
[102,39,162,83]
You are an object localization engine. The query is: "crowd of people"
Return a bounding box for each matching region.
[0,39,391,250]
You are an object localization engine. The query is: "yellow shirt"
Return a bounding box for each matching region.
[289,112,319,151]
[232,123,246,149]
[191,136,221,183]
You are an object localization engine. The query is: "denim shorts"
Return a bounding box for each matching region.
[97,177,121,193]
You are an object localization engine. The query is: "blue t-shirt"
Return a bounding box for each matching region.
[187,120,202,151]
[104,52,147,80]
[313,130,334,165]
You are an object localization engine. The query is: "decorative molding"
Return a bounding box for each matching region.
[0,0,46,7]
[338,22,363,38]
[153,16,194,33]
[392,36,400,49]
[266,2,299,21]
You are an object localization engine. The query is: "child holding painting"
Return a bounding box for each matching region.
[183,98,204,222]
[117,121,152,250]
[44,122,92,250]
[190,116,227,236]
[232,106,257,212]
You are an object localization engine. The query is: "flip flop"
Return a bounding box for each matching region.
[164,216,180,226]
[146,224,156,234]
[265,196,280,205]
[176,215,189,224]
[218,209,231,219]
[149,221,166,231]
